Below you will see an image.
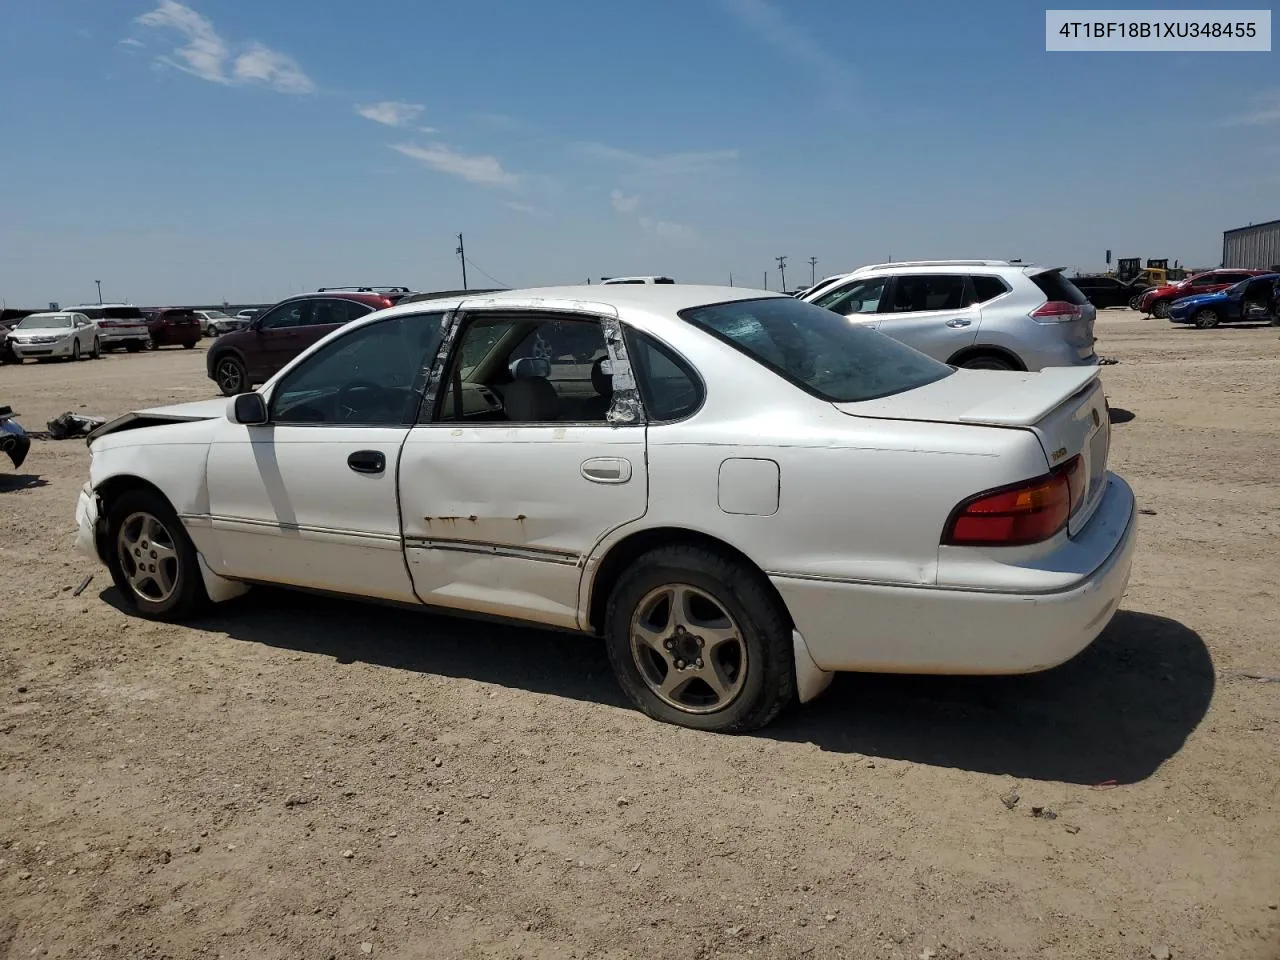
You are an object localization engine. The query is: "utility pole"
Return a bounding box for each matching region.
[775,256,788,292]
[763,270,768,290]
[455,234,467,290]
[95,280,103,304]
[807,257,817,287]
[729,273,734,287]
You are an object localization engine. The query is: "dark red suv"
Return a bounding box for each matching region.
[145,308,202,349]
[206,289,408,395]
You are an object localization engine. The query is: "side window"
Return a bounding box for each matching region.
[628,331,702,421]
[258,301,309,330]
[813,276,887,315]
[270,312,445,426]
[887,275,966,313]
[970,275,1009,303]
[1188,274,1218,287]
[438,315,612,424]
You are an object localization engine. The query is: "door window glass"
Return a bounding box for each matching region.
[270,312,445,425]
[887,275,966,312]
[258,301,310,330]
[970,276,1009,303]
[812,277,887,315]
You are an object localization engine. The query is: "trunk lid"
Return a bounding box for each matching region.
[836,366,1111,534]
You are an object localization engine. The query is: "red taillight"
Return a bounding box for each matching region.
[943,455,1084,547]
[376,297,393,308]
[1031,300,1083,321]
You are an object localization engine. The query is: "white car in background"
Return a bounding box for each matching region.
[72,286,1135,732]
[6,311,100,361]
[193,310,238,336]
[601,276,676,285]
[64,304,151,353]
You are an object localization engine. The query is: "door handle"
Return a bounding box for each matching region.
[347,450,386,475]
[581,457,632,484]
[945,318,972,328]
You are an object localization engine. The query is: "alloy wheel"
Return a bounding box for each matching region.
[216,357,244,394]
[629,583,748,714]
[116,512,180,604]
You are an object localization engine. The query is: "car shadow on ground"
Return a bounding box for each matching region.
[116,588,1212,786]
[1108,406,1136,424]
[0,474,48,492]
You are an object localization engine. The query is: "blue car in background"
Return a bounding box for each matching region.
[1168,273,1280,328]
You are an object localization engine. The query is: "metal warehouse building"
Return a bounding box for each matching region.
[1222,219,1280,271]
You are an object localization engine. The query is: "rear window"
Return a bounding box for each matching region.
[971,276,1010,302]
[1029,270,1088,306]
[681,296,952,403]
[79,306,145,321]
[161,310,200,321]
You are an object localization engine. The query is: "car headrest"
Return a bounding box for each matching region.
[591,356,613,396]
[503,376,560,422]
[510,356,551,380]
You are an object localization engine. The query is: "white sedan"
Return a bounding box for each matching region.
[73,286,1136,732]
[7,311,100,361]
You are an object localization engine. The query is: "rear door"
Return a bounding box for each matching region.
[398,308,648,629]
[877,274,978,361]
[1028,269,1096,362]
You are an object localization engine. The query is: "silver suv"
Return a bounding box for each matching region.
[800,260,1097,371]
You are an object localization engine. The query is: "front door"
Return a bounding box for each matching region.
[398,309,648,629]
[806,274,888,329]
[877,274,978,362]
[203,309,448,601]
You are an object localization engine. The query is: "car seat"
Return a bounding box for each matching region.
[503,377,560,422]
[582,356,613,421]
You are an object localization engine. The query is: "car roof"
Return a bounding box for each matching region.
[24,311,79,318]
[278,291,397,305]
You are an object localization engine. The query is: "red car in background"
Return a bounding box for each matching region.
[145,308,203,349]
[1138,269,1269,318]
[206,288,411,396]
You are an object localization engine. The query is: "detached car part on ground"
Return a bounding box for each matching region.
[1167,274,1280,328]
[74,286,1136,733]
[1,406,31,469]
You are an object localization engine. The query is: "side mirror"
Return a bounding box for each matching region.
[228,393,268,425]
[509,356,552,380]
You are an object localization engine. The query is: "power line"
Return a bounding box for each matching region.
[464,257,508,289]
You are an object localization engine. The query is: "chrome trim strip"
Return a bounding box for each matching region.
[404,536,580,566]
[179,513,401,543]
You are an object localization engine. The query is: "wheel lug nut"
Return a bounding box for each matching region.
[696,658,703,668]
[675,660,685,669]
[696,637,704,647]
[664,639,675,650]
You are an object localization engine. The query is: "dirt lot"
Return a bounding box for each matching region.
[2,315,1279,960]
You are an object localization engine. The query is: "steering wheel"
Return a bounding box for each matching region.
[336,380,398,422]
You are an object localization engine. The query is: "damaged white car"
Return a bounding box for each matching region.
[74,286,1136,732]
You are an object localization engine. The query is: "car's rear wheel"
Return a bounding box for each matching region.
[105,489,208,621]
[960,354,1017,371]
[1128,295,1141,311]
[1194,308,1220,329]
[90,337,101,359]
[214,355,248,396]
[1151,300,1170,319]
[126,341,143,353]
[604,546,795,732]
[182,341,196,349]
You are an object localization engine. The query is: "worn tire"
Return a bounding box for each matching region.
[213,354,248,396]
[604,546,795,733]
[105,489,209,622]
[1193,308,1219,329]
[182,341,196,349]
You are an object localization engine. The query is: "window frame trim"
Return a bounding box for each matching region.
[623,327,706,425]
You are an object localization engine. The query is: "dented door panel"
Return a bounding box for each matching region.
[398,424,648,627]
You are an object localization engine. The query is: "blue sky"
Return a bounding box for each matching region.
[1,0,1277,306]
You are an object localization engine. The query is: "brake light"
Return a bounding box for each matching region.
[1031,300,1083,321]
[376,297,393,308]
[943,455,1084,547]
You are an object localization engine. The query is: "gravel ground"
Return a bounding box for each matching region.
[1,314,1278,960]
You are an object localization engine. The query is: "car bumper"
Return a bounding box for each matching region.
[772,473,1137,675]
[99,330,149,345]
[74,483,102,562]
[11,340,74,358]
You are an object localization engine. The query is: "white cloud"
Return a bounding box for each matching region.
[135,1,313,94]
[506,201,545,216]
[1224,90,1280,126]
[119,37,144,49]
[576,142,738,176]
[640,217,698,243]
[232,42,314,93]
[720,0,853,98]
[355,101,425,128]
[610,189,641,213]
[390,143,519,188]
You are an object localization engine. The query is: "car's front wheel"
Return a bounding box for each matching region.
[70,340,81,362]
[214,354,248,396]
[604,546,795,732]
[105,489,209,621]
[90,337,101,359]
[1194,308,1220,329]
[1151,300,1171,319]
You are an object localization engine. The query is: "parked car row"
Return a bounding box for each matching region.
[1136,268,1270,319]
[1166,273,1280,327]
[73,280,1136,734]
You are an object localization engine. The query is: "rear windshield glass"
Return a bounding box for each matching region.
[161,310,199,320]
[1030,271,1089,306]
[77,307,146,321]
[680,296,952,403]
